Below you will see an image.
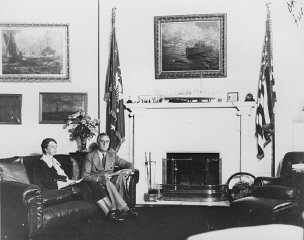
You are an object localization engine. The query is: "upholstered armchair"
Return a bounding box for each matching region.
[230,152,304,226]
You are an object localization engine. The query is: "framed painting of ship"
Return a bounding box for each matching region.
[39,92,87,124]
[0,23,69,82]
[0,94,22,124]
[154,14,227,79]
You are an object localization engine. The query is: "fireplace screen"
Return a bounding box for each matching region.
[163,153,221,186]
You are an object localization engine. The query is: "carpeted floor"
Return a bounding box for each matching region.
[37,205,233,240]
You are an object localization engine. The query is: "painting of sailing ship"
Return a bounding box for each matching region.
[0,23,69,82]
[39,93,87,124]
[154,14,226,79]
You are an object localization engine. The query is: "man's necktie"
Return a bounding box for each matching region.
[102,153,106,168]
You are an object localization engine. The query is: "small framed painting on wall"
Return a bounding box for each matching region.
[0,94,22,124]
[39,92,87,124]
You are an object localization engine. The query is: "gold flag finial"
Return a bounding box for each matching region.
[112,7,116,29]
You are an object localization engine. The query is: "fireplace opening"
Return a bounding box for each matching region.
[163,153,221,186]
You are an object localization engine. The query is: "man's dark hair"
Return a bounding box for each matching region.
[41,138,57,154]
[97,133,109,142]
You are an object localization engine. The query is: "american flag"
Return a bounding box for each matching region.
[104,9,125,152]
[255,7,276,160]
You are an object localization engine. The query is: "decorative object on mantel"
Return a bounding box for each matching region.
[227,92,239,102]
[163,90,217,103]
[63,112,100,152]
[244,93,255,102]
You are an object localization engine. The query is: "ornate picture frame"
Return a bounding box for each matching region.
[0,94,22,124]
[154,14,227,79]
[39,92,87,124]
[0,23,69,82]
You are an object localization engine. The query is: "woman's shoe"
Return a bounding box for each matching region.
[108,210,125,222]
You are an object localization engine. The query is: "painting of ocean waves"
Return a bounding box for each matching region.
[162,45,219,71]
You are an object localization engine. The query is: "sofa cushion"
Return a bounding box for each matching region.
[70,157,80,180]
[0,158,30,184]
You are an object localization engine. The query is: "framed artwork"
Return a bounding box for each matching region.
[0,94,22,124]
[0,23,69,82]
[154,14,227,79]
[39,92,87,124]
[227,92,239,102]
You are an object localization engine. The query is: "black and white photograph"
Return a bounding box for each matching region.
[0,0,304,240]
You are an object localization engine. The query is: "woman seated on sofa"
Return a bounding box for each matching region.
[32,138,124,222]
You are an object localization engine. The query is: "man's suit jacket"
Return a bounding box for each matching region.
[82,149,133,181]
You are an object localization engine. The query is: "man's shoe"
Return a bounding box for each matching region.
[108,210,125,222]
[122,209,139,219]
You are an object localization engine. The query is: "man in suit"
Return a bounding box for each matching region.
[82,133,138,219]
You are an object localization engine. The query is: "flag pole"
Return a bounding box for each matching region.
[267,2,276,177]
[97,0,101,133]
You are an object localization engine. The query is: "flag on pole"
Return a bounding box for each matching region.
[104,8,125,152]
[255,4,276,160]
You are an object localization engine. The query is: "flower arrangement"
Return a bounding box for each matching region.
[64,112,101,141]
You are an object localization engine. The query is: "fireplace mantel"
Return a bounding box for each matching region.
[126,102,262,204]
[127,102,255,110]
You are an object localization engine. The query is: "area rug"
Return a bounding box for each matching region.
[39,205,232,240]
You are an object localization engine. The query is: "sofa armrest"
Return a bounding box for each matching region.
[254,176,281,186]
[252,185,300,200]
[126,169,139,208]
[1,181,43,237]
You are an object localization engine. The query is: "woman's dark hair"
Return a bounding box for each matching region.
[41,138,57,154]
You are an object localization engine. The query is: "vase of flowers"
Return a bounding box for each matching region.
[64,112,101,152]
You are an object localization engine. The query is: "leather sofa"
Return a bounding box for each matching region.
[0,154,139,240]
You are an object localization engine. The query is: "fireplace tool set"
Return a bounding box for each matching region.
[144,152,159,201]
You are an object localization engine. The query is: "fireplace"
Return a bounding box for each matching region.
[159,152,227,202]
[163,153,221,186]
[127,102,256,204]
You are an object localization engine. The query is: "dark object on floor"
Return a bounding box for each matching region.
[226,172,256,202]
[0,154,139,239]
[230,152,303,226]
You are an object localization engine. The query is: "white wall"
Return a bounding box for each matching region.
[0,0,303,180]
[0,0,99,157]
[100,0,304,176]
